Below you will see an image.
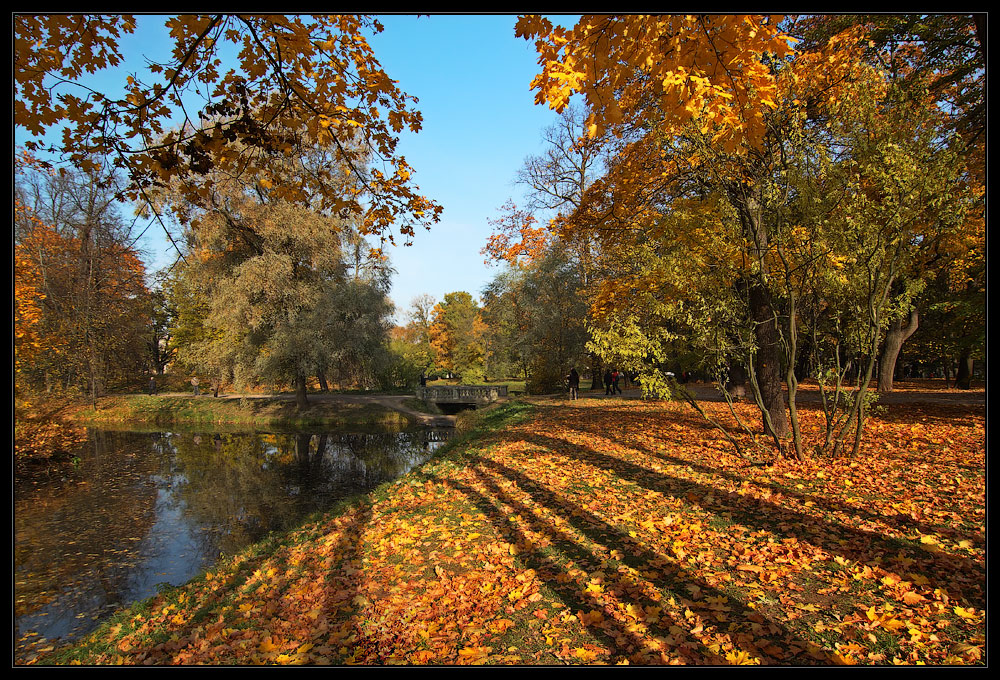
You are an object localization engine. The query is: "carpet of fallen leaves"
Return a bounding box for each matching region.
[45,396,984,666]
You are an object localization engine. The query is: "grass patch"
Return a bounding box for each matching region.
[63,394,414,429]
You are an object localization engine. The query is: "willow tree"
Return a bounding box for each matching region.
[172,194,394,408]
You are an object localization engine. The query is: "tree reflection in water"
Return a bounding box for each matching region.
[14,427,450,659]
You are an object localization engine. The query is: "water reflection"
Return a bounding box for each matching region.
[13,427,451,658]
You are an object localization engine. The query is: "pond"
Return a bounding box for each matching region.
[13,426,452,660]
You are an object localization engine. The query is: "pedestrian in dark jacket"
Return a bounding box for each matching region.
[604,369,613,395]
[568,368,580,400]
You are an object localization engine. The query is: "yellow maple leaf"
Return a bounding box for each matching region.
[458,646,491,663]
[488,618,515,634]
[726,649,760,665]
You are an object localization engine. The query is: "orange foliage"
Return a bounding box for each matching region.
[483,200,552,266]
[516,15,799,152]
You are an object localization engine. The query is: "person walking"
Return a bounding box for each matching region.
[604,369,613,396]
[148,375,157,396]
[613,369,622,395]
[568,368,580,400]
[191,376,200,396]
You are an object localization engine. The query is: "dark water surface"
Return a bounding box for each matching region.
[14,426,451,659]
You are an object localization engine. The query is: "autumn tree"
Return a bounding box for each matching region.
[15,163,152,402]
[794,14,985,177]
[14,14,441,253]
[428,292,484,382]
[169,190,394,408]
[479,270,532,383]
[388,294,439,384]
[481,246,590,393]
[792,14,986,392]
[484,104,611,388]
[14,229,45,391]
[517,14,803,441]
[517,14,979,459]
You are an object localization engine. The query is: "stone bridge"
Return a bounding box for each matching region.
[416,385,508,407]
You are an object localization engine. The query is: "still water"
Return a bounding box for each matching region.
[14,426,451,658]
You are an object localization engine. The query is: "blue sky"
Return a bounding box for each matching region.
[367,14,566,319]
[17,14,575,322]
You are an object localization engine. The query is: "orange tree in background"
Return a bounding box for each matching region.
[14,14,441,250]
[14,206,46,390]
[428,292,485,383]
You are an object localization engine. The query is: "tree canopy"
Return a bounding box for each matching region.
[14,14,442,250]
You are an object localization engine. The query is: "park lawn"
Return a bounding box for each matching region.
[41,397,984,666]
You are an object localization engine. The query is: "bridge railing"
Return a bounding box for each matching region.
[416,385,508,403]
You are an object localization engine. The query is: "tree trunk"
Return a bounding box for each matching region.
[878,307,919,393]
[749,283,789,438]
[591,353,603,391]
[317,370,330,392]
[956,350,973,389]
[295,433,312,465]
[295,373,309,409]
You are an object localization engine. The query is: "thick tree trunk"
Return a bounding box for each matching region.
[878,308,919,393]
[295,433,313,465]
[591,354,603,391]
[749,283,789,438]
[295,373,309,409]
[955,350,974,389]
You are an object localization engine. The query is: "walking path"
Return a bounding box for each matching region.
[581,382,985,405]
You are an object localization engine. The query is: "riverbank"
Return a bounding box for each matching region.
[28,395,985,666]
[62,393,441,430]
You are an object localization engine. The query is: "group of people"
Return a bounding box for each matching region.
[603,369,626,396]
[564,367,628,400]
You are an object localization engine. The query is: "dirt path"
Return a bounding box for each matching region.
[577,383,985,405]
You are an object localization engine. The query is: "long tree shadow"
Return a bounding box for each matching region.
[549,403,985,552]
[501,427,984,610]
[135,493,374,664]
[441,458,830,665]
[618,432,982,549]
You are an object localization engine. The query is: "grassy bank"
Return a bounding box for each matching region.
[64,394,415,430]
[28,396,984,666]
